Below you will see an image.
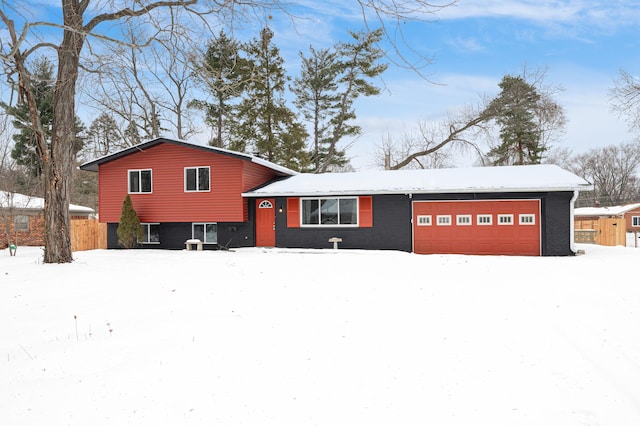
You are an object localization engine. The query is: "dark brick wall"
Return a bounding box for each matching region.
[274,194,413,252]
[106,221,255,250]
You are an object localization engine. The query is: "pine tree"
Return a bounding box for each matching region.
[116,195,142,249]
[191,31,248,148]
[293,29,387,173]
[486,75,545,165]
[235,28,310,170]
[5,57,55,178]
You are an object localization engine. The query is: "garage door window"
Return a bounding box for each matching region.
[437,215,452,225]
[417,215,432,226]
[498,214,514,225]
[477,214,492,225]
[456,215,472,225]
[519,214,536,225]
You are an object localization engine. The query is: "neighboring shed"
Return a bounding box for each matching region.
[574,203,640,246]
[244,164,593,256]
[0,191,94,248]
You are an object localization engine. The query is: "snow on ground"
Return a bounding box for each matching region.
[1,244,639,425]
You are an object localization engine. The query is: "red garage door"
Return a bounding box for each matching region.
[413,200,541,256]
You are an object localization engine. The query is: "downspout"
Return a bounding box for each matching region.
[570,190,579,254]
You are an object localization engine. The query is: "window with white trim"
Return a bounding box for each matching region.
[632,216,640,227]
[129,169,152,193]
[185,166,210,192]
[456,215,472,225]
[14,215,29,232]
[498,214,514,225]
[477,214,492,225]
[139,223,160,244]
[436,215,452,226]
[301,197,357,226]
[417,215,432,226]
[519,214,536,225]
[193,223,217,244]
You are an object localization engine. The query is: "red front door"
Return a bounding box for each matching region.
[255,199,276,247]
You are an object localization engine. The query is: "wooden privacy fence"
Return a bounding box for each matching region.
[70,219,107,251]
[574,217,626,246]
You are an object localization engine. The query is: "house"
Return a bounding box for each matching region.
[0,191,94,248]
[574,203,640,246]
[80,137,593,256]
[574,203,640,232]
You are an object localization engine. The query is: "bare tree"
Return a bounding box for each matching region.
[377,102,493,170]
[571,141,640,206]
[610,69,640,131]
[0,0,457,263]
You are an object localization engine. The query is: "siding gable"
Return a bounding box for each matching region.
[98,142,281,223]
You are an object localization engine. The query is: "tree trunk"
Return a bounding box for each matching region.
[43,1,85,263]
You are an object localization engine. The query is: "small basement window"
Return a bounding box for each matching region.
[498,214,514,225]
[139,223,160,244]
[417,215,432,226]
[477,214,492,225]
[456,215,472,226]
[519,214,536,225]
[193,223,217,244]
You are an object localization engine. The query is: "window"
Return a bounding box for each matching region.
[14,215,29,232]
[456,215,472,226]
[498,214,514,225]
[193,223,217,244]
[477,214,492,225]
[301,197,358,226]
[139,223,160,244]
[185,167,210,192]
[129,169,152,193]
[436,215,452,226]
[519,214,536,225]
[417,215,432,226]
[632,216,640,227]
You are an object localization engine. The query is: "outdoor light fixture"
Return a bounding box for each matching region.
[278,206,284,213]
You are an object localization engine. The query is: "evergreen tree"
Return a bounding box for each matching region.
[486,75,545,165]
[5,57,55,178]
[116,195,142,249]
[293,29,387,173]
[191,31,248,148]
[235,28,310,170]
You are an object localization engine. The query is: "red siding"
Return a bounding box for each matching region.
[98,143,280,223]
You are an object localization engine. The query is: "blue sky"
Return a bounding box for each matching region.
[4,0,640,170]
[260,0,640,169]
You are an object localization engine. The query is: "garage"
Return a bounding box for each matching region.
[413,199,541,256]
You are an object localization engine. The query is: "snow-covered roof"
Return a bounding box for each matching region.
[0,191,94,215]
[574,203,640,217]
[79,137,299,177]
[244,164,593,197]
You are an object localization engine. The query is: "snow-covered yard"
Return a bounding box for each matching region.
[1,245,639,425]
